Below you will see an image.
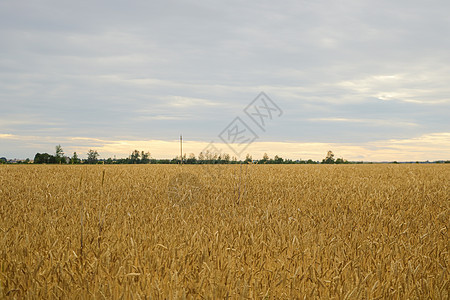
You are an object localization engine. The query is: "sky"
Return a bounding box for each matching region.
[1,0,449,161]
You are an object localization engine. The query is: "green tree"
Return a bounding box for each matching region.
[261,153,269,163]
[223,153,231,164]
[322,151,335,164]
[273,155,284,164]
[335,157,348,164]
[186,153,197,164]
[55,145,65,164]
[87,149,99,164]
[244,154,252,164]
[71,152,80,164]
[130,150,140,164]
[34,153,56,164]
[205,150,213,162]
[56,145,64,157]
[198,152,205,162]
[141,151,150,164]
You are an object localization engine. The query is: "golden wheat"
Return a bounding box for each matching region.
[0,164,448,298]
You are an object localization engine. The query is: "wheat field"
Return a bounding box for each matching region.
[0,164,448,299]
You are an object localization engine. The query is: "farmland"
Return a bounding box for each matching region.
[0,164,448,298]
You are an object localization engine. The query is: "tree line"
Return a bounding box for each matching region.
[0,146,445,164]
[28,145,358,165]
[34,146,99,164]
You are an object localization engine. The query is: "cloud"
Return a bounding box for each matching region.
[165,96,224,108]
[336,72,450,105]
[308,117,418,127]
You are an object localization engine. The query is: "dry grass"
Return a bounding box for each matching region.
[0,164,448,299]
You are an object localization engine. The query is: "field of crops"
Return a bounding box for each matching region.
[0,164,448,298]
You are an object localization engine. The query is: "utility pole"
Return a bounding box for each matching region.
[180,134,183,165]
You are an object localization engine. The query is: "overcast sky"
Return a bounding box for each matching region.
[1,0,449,161]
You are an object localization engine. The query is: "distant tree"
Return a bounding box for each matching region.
[115,158,127,164]
[70,152,80,164]
[322,151,335,164]
[141,151,150,164]
[198,152,205,162]
[335,158,348,164]
[55,145,64,157]
[130,150,140,164]
[49,154,57,163]
[186,153,197,164]
[273,155,284,164]
[223,153,231,164]
[34,153,56,164]
[244,154,252,164]
[55,145,68,164]
[87,149,99,164]
[205,150,213,161]
[34,153,42,164]
[261,153,269,163]
[0,157,6,164]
